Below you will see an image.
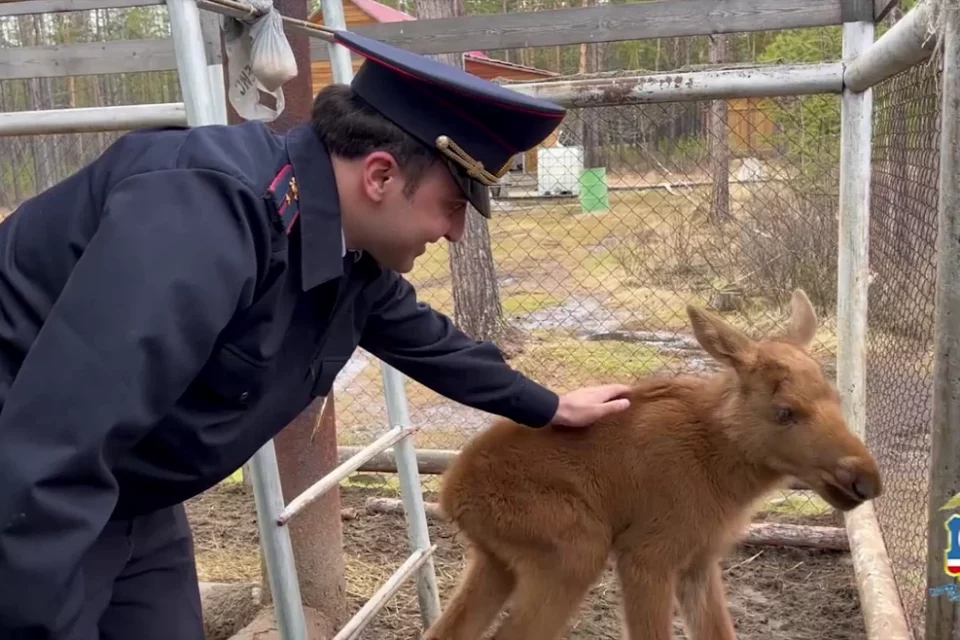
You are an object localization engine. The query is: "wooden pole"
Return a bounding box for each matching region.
[221,0,348,628]
[271,396,347,630]
[925,3,960,638]
[337,445,814,492]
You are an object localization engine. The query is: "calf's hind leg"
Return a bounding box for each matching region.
[421,544,514,640]
[490,539,608,640]
[490,562,602,640]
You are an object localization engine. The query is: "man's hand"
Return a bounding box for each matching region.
[550,384,632,428]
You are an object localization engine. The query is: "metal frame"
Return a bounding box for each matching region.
[168,1,442,638]
[1,0,957,638]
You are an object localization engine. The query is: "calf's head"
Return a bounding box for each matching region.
[687,289,882,511]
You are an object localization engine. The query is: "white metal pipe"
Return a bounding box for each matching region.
[0,103,187,137]
[247,441,309,640]
[331,546,439,640]
[276,425,418,525]
[504,62,845,108]
[836,20,874,445]
[167,0,219,126]
[843,0,937,92]
[381,365,442,628]
[319,0,355,84]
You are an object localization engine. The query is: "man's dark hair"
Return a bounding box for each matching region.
[311,84,441,197]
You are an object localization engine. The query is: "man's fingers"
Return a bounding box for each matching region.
[597,384,632,400]
[602,398,631,413]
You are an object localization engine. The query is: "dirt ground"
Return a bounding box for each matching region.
[185,482,867,640]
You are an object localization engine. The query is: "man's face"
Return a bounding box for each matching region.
[358,152,468,273]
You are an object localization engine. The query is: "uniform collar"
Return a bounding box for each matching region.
[284,123,349,291]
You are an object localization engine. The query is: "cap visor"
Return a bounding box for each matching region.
[446,162,491,218]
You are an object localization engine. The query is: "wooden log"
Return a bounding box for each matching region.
[199,582,262,640]
[362,498,849,551]
[743,521,849,551]
[339,446,813,492]
[339,446,456,476]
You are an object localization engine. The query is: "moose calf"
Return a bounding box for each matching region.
[423,289,882,640]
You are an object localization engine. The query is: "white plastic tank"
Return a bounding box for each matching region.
[537,146,583,196]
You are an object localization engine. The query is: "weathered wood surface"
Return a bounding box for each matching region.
[363,497,850,550]
[0,0,161,17]
[310,0,846,60]
[1,40,176,80]
[339,445,813,491]
[1,0,847,79]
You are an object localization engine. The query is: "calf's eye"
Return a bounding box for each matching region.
[776,407,794,424]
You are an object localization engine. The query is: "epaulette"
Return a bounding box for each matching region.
[268,163,300,235]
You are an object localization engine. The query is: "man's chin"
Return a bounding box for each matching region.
[369,251,416,274]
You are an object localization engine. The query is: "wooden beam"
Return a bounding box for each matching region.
[362,498,850,551]
[873,0,899,22]
[0,39,176,80]
[0,0,161,16]
[337,445,813,492]
[311,0,846,60]
[1,0,846,80]
[842,0,874,22]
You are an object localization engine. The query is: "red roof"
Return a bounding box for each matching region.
[348,0,553,75]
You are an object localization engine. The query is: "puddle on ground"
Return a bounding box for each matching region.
[516,296,632,336]
[334,296,721,441]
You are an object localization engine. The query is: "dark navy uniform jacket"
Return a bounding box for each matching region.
[0,120,559,633]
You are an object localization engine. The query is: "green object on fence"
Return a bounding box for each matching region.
[580,167,609,213]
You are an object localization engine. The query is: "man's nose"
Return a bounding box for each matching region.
[444,212,466,242]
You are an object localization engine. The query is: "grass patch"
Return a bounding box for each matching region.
[509,335,678,393]
[502,292,562,316]
[761,491,834,518]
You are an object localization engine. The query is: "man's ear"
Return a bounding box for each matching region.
[361,151,399,204]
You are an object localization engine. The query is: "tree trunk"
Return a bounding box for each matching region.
[222,0,348,630]
[413,0,507,343]
[707,34,730,224]
[577,0,604,169]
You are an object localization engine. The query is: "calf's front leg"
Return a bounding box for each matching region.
[615,551,676,640]
[675,557,737,640]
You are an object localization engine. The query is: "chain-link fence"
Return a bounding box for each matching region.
[336,88,844,523]
[865,46,943,640]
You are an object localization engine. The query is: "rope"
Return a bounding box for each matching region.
[194,0,339,43]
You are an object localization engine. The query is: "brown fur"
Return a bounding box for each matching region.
[422,290,882,640]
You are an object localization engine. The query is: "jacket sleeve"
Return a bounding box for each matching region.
[0,168,263,637]
[358,269,558,428]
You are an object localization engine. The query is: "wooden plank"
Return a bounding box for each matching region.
[841,0,873,22]
[0,0,846,80]
[364,498,850,551]
[873,0,899,22]
[0,39,176,80]
[311,0,845,60]
[0,0,162,16]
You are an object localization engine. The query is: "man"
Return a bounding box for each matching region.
[0,28,630,639]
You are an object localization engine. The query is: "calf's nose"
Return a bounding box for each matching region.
[836,456,882,501]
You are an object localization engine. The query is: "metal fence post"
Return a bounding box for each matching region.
[167,0,218,126]
[837,19,874,442]
[381,365,442,627]
[319,0,442,626]
[248,442,310,640]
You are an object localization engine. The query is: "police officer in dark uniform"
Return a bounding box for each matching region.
[0,29,631,639]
